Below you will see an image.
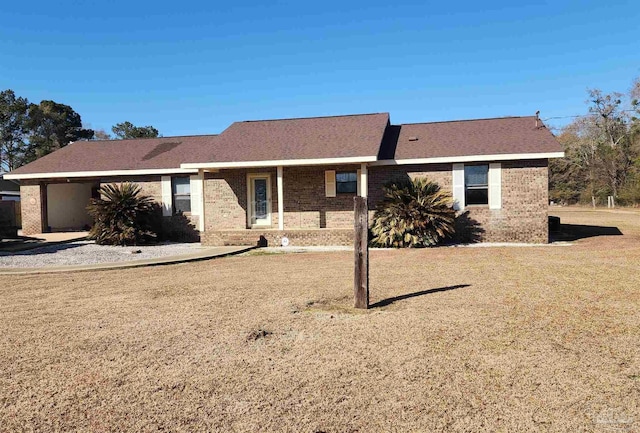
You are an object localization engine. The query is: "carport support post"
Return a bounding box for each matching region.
[354,196,369,309]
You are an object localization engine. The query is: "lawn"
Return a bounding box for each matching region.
[1,207,638,432]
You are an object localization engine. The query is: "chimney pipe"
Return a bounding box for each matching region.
[535,111,540,128]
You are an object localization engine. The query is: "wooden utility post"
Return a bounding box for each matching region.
[354,197,369,309]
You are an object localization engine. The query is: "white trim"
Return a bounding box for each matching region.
[161,176,172,217]
[5,153,563,180]
[247,173,272,228]
[370,152,564,166]
[189,173,203,218]
[181,156,377,170]
[488,163,502,210]
[277,166,284,231]
[198,169,205,231]
[452,164,465,211]
[4,167,198,180]
[359,163,368,198]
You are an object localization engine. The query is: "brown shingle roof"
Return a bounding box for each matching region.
[7,113,562,178]
[391,116,562,160]
[8,135,219,175]
[194,113,390,163]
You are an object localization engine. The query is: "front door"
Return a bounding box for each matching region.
[248,174,271,227]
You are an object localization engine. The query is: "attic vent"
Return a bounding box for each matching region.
[408,136,419,141]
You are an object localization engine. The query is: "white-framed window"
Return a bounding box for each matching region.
[161,175,202,218]
[453,163,501,210]
[172,177,191,214]
[464,164,489,205]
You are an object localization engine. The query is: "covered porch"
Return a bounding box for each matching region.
[187,161,372,247]
[18,180,99,235]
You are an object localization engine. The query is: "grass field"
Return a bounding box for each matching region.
[1,207,639,432]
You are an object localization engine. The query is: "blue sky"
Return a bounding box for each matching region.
[1,0,638,136]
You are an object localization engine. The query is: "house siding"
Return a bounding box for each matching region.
[18,176,200,235]
[202,160,549,246]
[18,160,549,244]
[19,181,45,235]
[368,159,549,243]
[203,165,360,231]
[100,176,163,204]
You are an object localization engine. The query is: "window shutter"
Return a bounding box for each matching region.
[356,169,361,197]
[190,174,202,216]
[452,163,465,211]
[489,163,502,209]
[325,170,336,197]
[161,176,172,216]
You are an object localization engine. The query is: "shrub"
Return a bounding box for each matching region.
[87,183,160,246]
[370,178,456,248]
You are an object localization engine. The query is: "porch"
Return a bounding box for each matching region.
[199,163,370,247]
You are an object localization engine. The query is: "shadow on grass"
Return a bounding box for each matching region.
[370,284,471,308]
[551,224,623,242]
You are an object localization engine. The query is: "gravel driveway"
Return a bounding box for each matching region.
[0,241,204,268]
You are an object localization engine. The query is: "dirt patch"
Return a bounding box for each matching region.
[246,328,272,341]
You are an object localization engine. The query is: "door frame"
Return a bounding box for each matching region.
[246,173,272,228]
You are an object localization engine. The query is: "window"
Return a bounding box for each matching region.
[464,164,488,205]
[172,177,191,213]
[336,171,357,194]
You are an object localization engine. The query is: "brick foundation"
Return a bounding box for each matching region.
[202,228,354,247]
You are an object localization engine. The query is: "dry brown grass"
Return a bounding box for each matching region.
[1,207,639,432]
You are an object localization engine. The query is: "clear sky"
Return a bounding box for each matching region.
[1,0,638,136]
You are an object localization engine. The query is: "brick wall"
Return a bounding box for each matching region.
[283,165,359,229]
[18,161,549,244]
[19,181,44,235]
[474,160,549,243]
[203,165,360,232]
[100,176,200,228]
[204,169,250,230]
[19,176,195,236]
[369,160,549,243]
[202,161,549,246]
[100,176,162,204]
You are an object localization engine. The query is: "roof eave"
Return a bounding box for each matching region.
[370,152,564,166]
[3,167,198,180]
[181,156,378,170]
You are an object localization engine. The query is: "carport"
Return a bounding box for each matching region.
[45,182,97,232]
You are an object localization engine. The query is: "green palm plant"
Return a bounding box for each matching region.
[370,178,456,248]
[87,183,160,246]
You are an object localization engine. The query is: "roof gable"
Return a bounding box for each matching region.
[195,113,390,164]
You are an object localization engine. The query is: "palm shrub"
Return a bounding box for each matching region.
[87,183,160,246]
[370,178,456,247]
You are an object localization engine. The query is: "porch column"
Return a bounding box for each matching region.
[359,163,368,198]
[277,165,284,230]
[198,169,205,232]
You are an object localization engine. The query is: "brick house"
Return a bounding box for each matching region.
[5,113,563,245]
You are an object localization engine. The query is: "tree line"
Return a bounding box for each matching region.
[0,89,159,172]
[550,77,640,206]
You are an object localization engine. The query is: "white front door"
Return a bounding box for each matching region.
[248,174,271,227]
